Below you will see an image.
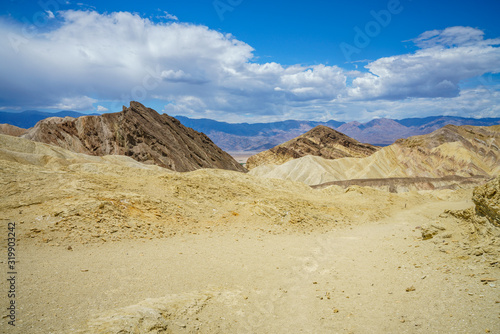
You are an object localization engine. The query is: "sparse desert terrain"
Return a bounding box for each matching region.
[1,134,499,333]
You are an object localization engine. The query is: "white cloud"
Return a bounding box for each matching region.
[349,27,500,100]
[46,10,55,19]
[0,10,255,110]
[411,26,486,48]
[49,96,97,111]
[0,12,498,121]
[96,105,108,112]
[160,11,178,21]
[275,65,346,101]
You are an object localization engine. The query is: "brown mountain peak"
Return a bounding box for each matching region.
[246,126,378,169]
[22,102,246,173]
[299,125,358,142]
[127,101,155,115]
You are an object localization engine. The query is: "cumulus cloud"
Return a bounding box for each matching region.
[276,65,346,101]
[0,10,255,110]
[0,10,348,117]
[49,96,97,111]
[0,11,498,121]
[349,26,500,100]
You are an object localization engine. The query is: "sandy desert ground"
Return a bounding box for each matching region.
[1,135,499,333]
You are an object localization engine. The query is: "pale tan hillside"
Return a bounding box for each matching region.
[249,125,500,189]
[0,134,166,171]
[1,133,499,334]
[0,123,27,136]
[0,134,420,245]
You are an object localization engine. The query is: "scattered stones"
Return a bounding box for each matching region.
[405,286,416,292]
[79,290,239,334]
[480,278,497,283]
[421,224,441,240]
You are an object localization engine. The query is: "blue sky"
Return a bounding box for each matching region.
[0,0,499,122]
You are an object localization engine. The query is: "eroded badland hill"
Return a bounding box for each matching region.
[0,130,499,333]
[246,125,378,169]
[22,101,245,173]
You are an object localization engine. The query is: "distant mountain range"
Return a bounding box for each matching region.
[176,115,500,151]
[1,109,499,152]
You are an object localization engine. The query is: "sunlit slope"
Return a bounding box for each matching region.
[250,125,500,185]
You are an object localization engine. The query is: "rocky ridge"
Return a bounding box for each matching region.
[22,101,246,172]
[472,176,500,227]
[175,115,500,151]
[425,176,500,267]
[249,125,500,189]
[246,125,378,169]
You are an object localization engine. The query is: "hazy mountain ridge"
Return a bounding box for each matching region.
[0,110,98,128]
[2,109,499,152]
[177,115,500,151]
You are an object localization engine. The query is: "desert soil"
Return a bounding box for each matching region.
[2,193,499,333]
[0,136,499,333]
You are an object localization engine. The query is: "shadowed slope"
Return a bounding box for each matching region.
[246,125,378,169]
[23,102,246,172]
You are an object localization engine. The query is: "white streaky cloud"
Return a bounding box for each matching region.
[46,10,55,19]
[96,105,109,112]
[338,85,500,122]
[161,11,178,21]
[411,26,485,48]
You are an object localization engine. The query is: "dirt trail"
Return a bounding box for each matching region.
[4,197,499,333]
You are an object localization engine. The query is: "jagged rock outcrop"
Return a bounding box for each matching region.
[472,176,500,226]
[250,125,500,188]
[22,102,246,172]
[0,123,27,136]
[246,125,378,169]
[437,176,500,264]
